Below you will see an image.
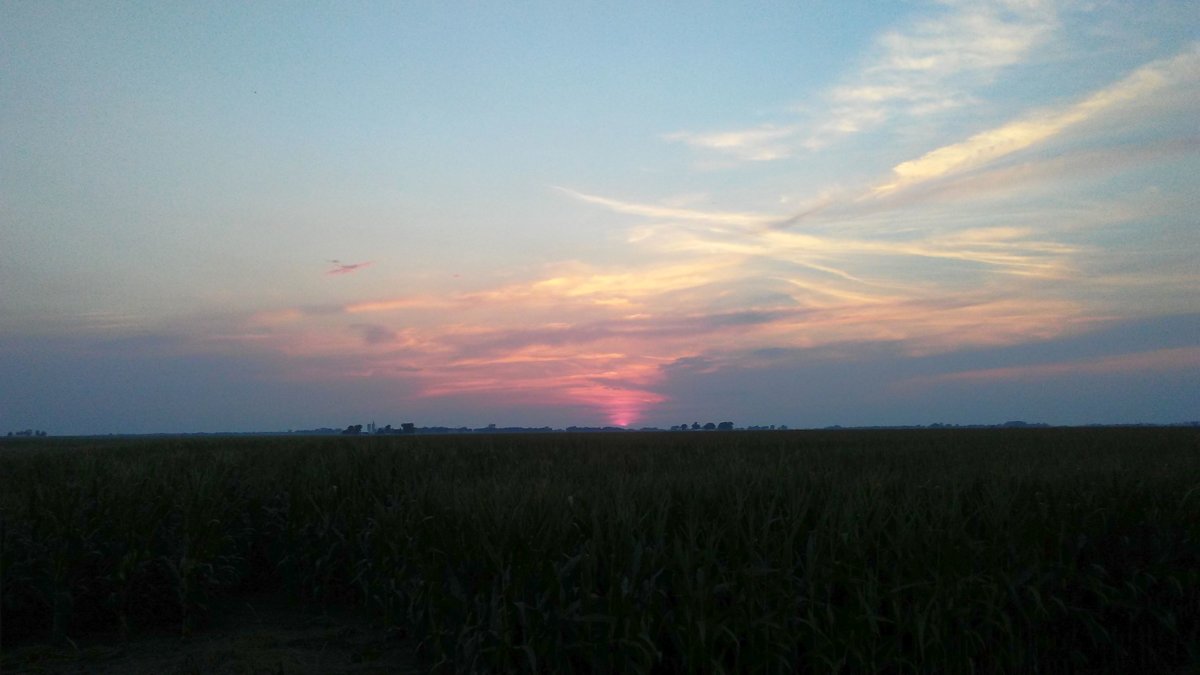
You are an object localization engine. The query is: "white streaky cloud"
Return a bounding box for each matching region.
[757,229,1074,279]
[780,276,892,305]
[872,44,1200,195]
[632,215,1075,283]
[871,2,1054,76]
[662,125,798,162]
[864,137,1200,209]
[555,187,778,228]
[832,84,916,103]
[810,0,1058,146]
[802,107,890,150]
[668,0,1059,163]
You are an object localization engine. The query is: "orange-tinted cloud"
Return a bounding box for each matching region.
[908,347,1200,385]
[345,296,450,313]
[225,265,1099,425]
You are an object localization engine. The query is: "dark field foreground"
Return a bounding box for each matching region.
[2,429,1198,673]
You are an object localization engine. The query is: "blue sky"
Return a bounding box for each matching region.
[2,0,1197,433]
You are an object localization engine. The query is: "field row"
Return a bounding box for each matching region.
[2,429,1198,672]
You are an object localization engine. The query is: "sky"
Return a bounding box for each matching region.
[2,0,1198,434]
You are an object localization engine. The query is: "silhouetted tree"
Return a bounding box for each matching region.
[717,421,733,431]
[401,422,415,434]
[691,422,701,430]
[703,422,716,431]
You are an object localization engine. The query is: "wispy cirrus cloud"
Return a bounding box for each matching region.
[661,125,799,163]
[905,346,1200,385]
[816,0,1058,141]
[226,251,1097,427]
[225,30,1196,427]
[667,0,1059,162]
[564,186,1077,283]
[345,296,450,313]
[871,44,1200,195]
[554,187,775,228]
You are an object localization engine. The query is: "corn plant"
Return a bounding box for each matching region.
[1,428,1197,673]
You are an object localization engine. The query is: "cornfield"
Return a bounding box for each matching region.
[2,428,1198,672]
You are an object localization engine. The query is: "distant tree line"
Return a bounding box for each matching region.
[670,422,735,431]
[6,429,47,437]
[342,423,416,435]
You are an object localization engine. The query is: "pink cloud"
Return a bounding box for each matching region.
[219,238,1128,425]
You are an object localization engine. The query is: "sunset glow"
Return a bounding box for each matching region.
[2,1,1197,433]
